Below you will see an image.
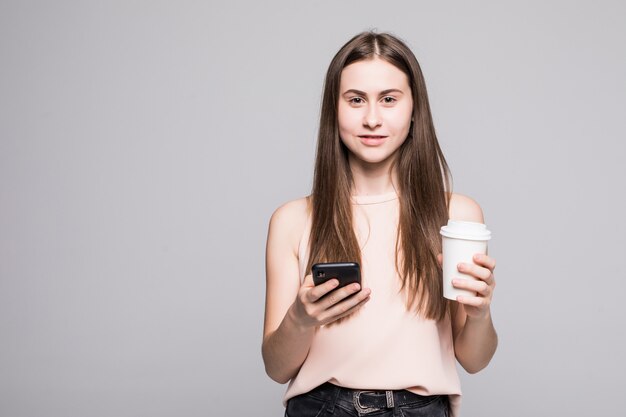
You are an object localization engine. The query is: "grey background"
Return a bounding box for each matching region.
[1,1,624,416]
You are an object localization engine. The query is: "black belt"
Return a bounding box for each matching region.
[306,381,445,415]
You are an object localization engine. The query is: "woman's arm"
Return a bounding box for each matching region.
[262,198,370,383]
[448,193,498,374]
[262,199,314,383]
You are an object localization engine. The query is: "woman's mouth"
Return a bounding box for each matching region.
[359,135,388,145]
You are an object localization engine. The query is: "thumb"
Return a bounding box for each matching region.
[302,274,314,289]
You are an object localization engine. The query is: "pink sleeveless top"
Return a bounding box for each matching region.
[283,191,462,416]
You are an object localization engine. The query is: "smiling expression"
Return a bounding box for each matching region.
[337,57,414,168]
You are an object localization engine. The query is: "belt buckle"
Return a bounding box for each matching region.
[353,391,379,415]
[353,390,395,415]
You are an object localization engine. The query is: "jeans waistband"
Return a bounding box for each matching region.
[305,382,444,415]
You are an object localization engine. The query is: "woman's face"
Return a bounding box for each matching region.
[337,57,413,167]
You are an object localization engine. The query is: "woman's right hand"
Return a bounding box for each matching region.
[289,274,371,329]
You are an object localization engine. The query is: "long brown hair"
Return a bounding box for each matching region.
[306,31,452,321]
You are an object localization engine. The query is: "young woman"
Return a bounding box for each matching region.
[262,31,497,417]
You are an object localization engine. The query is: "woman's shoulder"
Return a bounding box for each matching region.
[448,192,485,223]
[267,196,312,253]
[270,195,311,225]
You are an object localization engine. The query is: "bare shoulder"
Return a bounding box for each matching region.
[269,196,310,229]
[448,193,485,223]
[267,196,311,256]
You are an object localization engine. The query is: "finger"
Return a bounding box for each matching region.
[320,288,371,323]
[334,293,371,319]
[452,278,491,296]
[456,294,488,308]
[473,253,496,271]
[457,262,492,281]
[303,274,314,288]
[306,278,340,303]
[436,253,442,267]
[323,282,363,309]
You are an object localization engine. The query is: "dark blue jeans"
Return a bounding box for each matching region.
[285,382,449,417]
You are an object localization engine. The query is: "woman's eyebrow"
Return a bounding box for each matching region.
[342,88,404,97]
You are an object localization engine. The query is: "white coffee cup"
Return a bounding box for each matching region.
[440,220,492,300]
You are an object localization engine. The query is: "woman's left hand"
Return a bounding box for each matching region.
[453,253,496,320]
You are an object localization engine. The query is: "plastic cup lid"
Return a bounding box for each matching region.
[440,220,491,241]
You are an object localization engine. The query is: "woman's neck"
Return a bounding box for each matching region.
[348,154,399,196]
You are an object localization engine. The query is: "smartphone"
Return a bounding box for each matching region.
[312,262,361,289]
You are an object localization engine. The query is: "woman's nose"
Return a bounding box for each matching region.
[363,105,382,128]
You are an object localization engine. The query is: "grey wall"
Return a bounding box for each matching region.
[1,1,625,416]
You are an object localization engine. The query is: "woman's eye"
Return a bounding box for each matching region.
[350,97,364,104]
[383,97,396,104]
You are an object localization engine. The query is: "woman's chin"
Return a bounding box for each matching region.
[349,152,398,167]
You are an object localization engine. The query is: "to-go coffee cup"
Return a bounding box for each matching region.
[440,220,492,300]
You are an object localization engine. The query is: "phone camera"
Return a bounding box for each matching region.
[317,271,325,278]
